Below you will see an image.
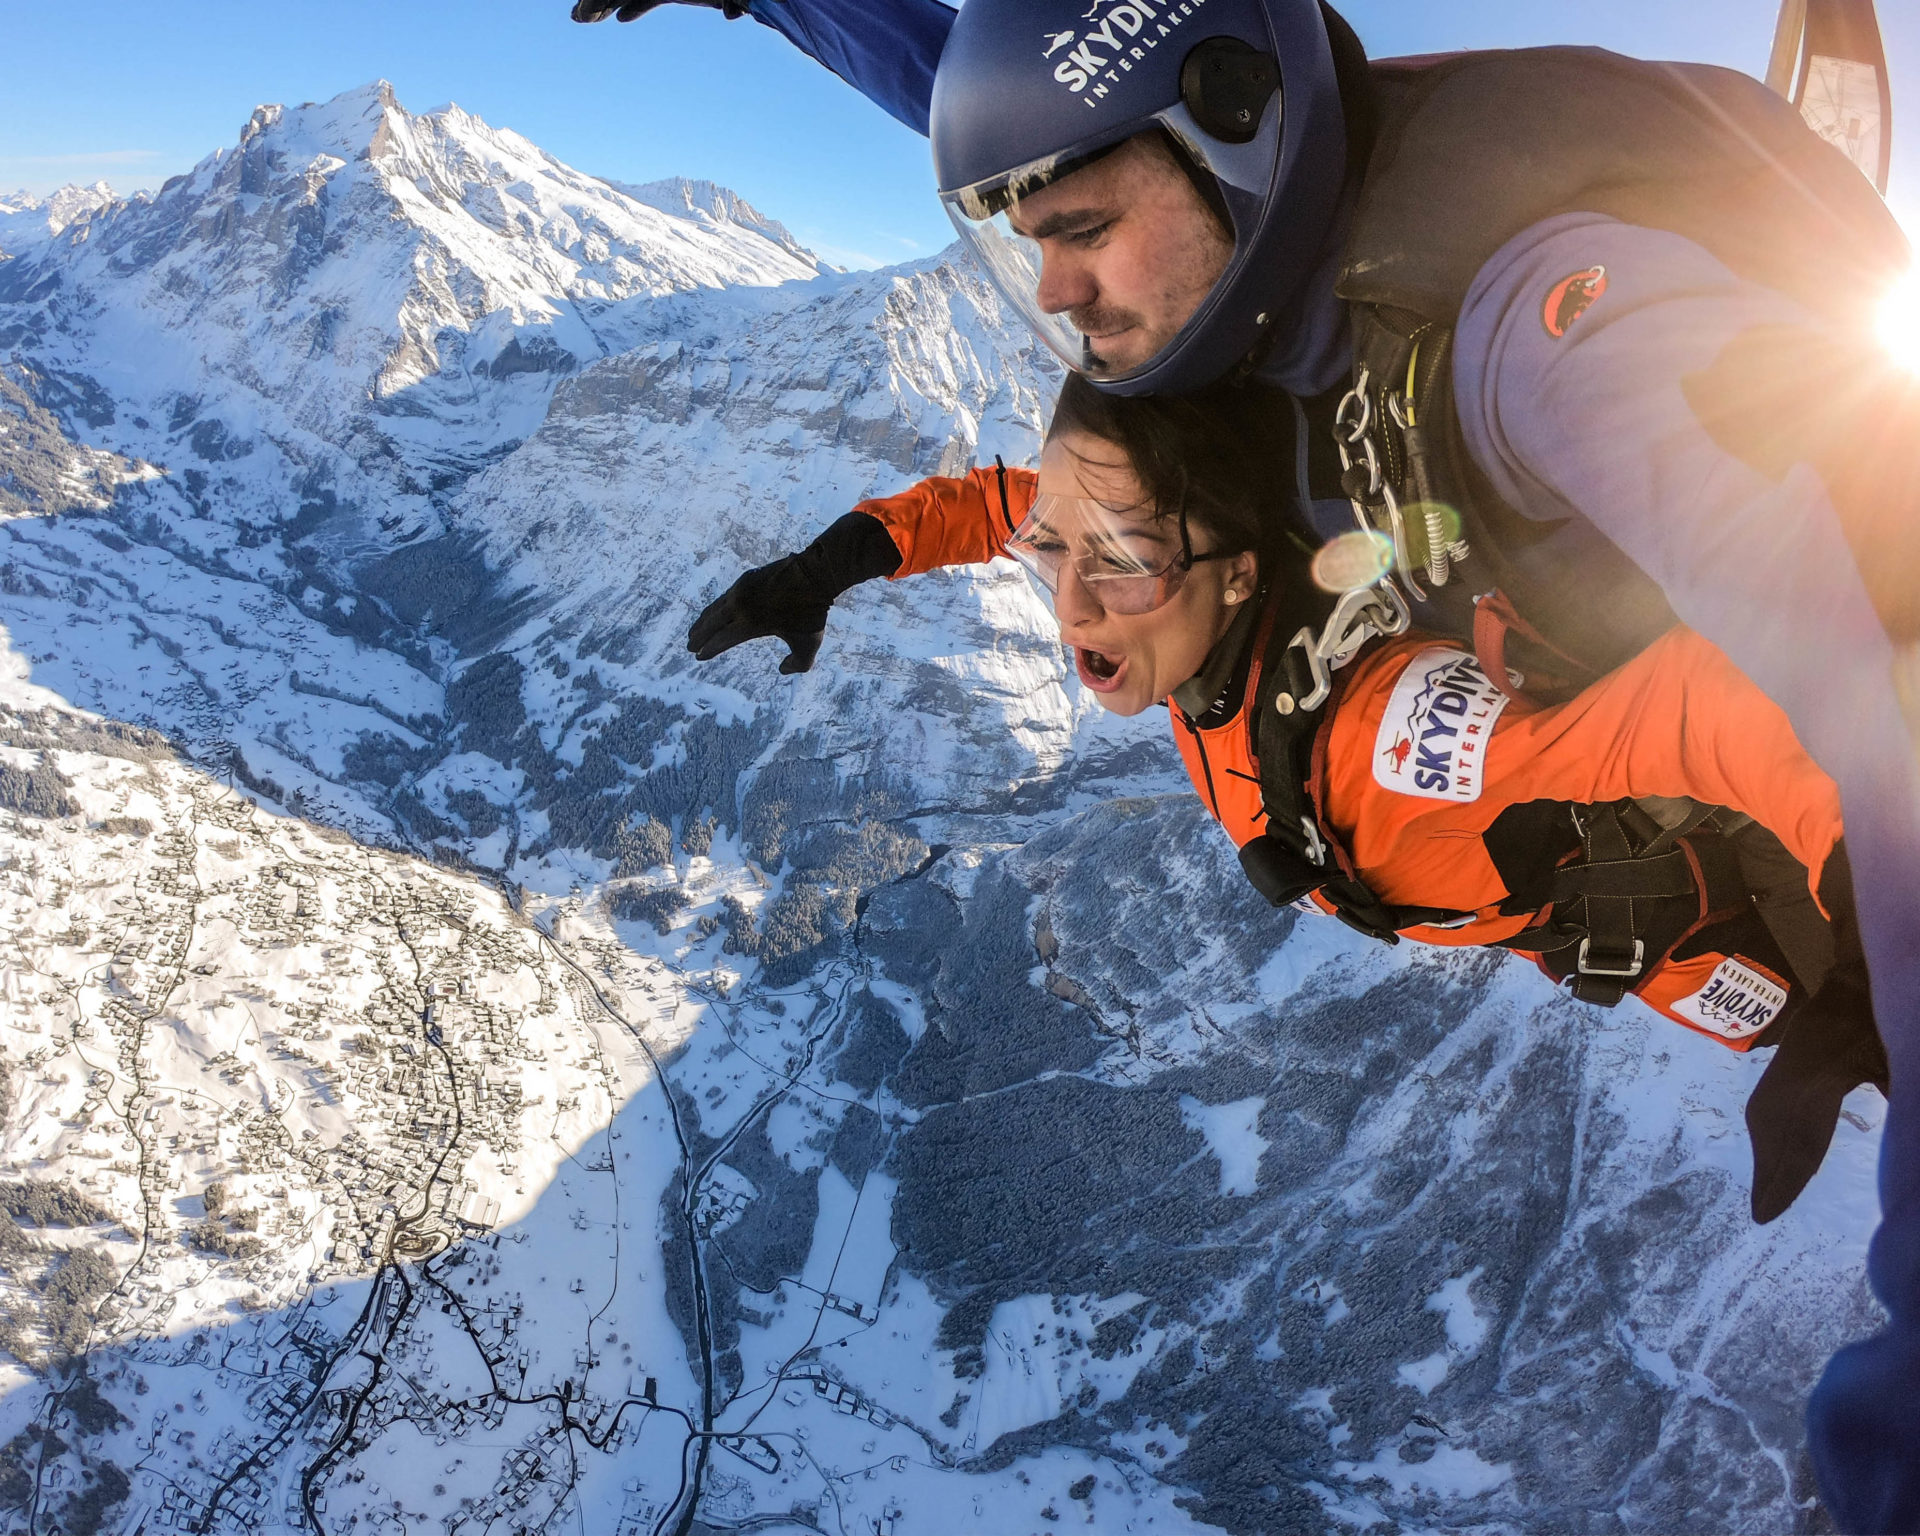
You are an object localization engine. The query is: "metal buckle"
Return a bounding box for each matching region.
[1274,578,1412,715]
[1299,817,1328,869]
[1576,937,1645,980]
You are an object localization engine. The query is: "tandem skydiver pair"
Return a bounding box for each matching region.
[688,369,1889,1229]
[595,0,1920,1523]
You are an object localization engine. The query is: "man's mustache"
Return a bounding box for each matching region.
[1070,303,1143,373]
[1069,302,1140,340]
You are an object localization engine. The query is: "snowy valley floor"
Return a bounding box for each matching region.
[0,692,1886,1533]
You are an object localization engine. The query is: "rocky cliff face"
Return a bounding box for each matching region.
[0,83,1882,1536]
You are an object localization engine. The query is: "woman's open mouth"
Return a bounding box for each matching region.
[1075,645,1128,694]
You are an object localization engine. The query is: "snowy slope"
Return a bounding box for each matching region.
[0,82,1886,1536]
[445,249,1168,874]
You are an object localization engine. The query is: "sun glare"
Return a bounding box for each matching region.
[1879,270,1920,374]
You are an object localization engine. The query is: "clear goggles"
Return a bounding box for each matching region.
[1006,491,1231,615]
[939,107,1279,382]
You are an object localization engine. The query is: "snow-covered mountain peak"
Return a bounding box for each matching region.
[0,181,127,255]
[615,175,821,267]
[0,81,838,540]
[230,78,397,157]
[138,79,825,297]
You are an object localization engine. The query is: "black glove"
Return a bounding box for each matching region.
[687,512,902,675]
[572,0,748,22]
[1745,971,1890,1223]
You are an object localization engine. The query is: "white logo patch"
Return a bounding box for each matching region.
[1045,0,1209,105]
[1670,959,1789,1041]
[1372,648,1511,803]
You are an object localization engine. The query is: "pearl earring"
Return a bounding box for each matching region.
[1224,590,1240,604]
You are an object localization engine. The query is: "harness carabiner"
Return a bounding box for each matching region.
[1334,368,1424,599]
[1334,352,1473,597]
[1272,578,1412,716]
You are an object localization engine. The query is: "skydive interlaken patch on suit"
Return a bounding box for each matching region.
[1669,957,1789,1041]
[1372,648,1511,803]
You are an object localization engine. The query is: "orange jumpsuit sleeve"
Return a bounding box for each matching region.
[1322,627,1844,920]
[854,465,1037,578]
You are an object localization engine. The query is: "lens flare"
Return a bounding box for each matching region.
[1880,271,1920,375]
[1311,529,1394,594]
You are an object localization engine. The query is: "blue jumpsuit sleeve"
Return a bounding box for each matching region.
[1455,211,1920,1535]
[741,0,954,135]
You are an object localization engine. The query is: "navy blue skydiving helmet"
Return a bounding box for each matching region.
[931,0,1348,397]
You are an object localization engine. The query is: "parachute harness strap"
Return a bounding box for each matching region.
[1391,342,1463,590]
[1499,800,1714,1007]
[1238,587,1467,945]
[1338,312,1473,595]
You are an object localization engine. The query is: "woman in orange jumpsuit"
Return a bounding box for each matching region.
[689,375,1889,1221]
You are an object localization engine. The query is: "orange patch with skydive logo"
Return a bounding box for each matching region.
[1543,266,1609,338]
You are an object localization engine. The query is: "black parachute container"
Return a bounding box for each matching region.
[1767,0,1895,193]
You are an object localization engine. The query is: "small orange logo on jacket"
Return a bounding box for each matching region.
[1543,266,1609,338]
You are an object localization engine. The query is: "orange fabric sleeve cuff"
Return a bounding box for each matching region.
[855,464,1038,578]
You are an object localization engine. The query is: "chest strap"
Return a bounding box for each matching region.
[1496,799,1717,1005]
[1237,583,1470,943]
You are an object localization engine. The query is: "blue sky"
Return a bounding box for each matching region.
[1,0,1913,266]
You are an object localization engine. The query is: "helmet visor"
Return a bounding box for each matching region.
[940,108,1281,384]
